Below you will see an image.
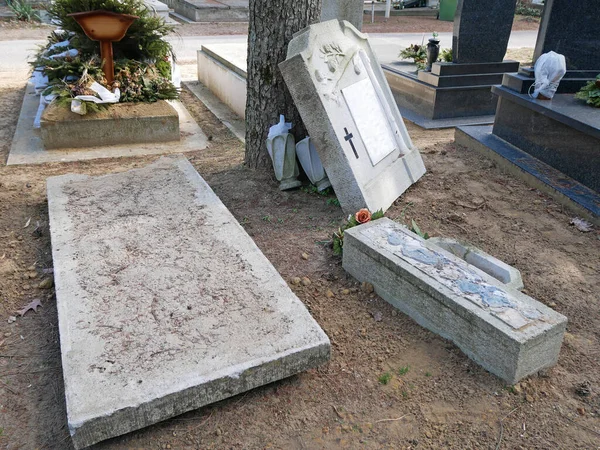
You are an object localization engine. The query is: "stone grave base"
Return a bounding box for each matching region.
[162,0,248,22]
[40,100,180,149]
[343,218,567,384]
[503,67,597,95]
[382,61,519,129]
[197,44,247,118]
[47,156,330,449]
[456,87,600,225]
[8,82,208,165]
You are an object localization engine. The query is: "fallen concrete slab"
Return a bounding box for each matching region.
[343,218,566,384]
[47,156,330,449]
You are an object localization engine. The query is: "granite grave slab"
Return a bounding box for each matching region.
[280,20,426,215]
[48,156,330,449]
[383,0,519,127]
[343,218,567,384]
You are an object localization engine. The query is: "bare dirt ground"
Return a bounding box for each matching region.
[0,13,539,40]
[1,69,599,450]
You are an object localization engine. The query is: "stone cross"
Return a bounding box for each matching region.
[452,0,516,64]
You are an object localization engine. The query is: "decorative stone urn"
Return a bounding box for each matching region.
[425,38,440,72]
[295,137,331,192]
[266,133,301,190]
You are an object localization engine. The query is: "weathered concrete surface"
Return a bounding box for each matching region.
[8,83,208,165]
[47,157,330,449]
[428,237,524,291]
[40,100,180,149]
[343,218,566,384]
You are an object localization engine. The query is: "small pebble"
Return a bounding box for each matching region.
[525,394,534,403]
[290,277,301,285]
[301,277,311,286]
[325,290,334,298]
[7,316,17,324]
[301,252,309,260]
[39,277,54,289]
[341,289,350,295]
[361,281,374,293]
[577,407,585,416]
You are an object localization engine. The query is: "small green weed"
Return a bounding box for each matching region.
[378,372,392,385]
[7,0,39,21]
[240,216,250,225]
[398,365,410,376]
[327,198,341,207]
[277,218,284,224]
[425,371,432,377]
[410,219,429,240]
[262,215,271,222]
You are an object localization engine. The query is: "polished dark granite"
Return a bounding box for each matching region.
[452,0,516,64]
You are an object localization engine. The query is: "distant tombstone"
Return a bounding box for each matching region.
[452,0,516,64]
[321,0,364,31]
[533,0,599,71]
[280,20,426,215]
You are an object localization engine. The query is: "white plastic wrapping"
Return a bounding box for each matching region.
[530,51,566,100]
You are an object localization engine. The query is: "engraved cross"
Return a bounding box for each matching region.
[344,127,359,159]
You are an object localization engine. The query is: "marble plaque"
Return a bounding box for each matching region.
[342,77,397,166]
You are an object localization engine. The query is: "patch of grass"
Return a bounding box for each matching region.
[327,197,341,207]
[7,0,39,21]
[398,365,410,376]
[401,390,409,399]
[262,215,271,222]
[425,371,432,377]
[292,208,298,213]
[378,372,392,385]
[277,218,284,224]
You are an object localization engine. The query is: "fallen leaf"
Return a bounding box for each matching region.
[17,299,42,317]
[570,218,593,232]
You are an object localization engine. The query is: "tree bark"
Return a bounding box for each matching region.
[245,0,322,169]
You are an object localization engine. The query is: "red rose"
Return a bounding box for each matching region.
[355,208,372,224]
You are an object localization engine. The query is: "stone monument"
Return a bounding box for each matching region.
[280,20,426,215]
[383,0,519,128]
[321,0,363,30]
[456,0,600,225]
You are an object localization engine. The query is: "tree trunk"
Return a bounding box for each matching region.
[245,0,322,169]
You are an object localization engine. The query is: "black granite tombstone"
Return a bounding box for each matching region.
[456,0,600,224]
[383,0,519,128]
[453,0,516,64]
[505,0,600,95]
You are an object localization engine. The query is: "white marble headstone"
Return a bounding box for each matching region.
[280,20,426,214]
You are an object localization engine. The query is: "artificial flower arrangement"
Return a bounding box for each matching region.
[31,0,179,115]
[333,208,385,255]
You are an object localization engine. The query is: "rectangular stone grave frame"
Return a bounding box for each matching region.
[280,20,426,215]
[48,156,330,449]
[343,218,567,384]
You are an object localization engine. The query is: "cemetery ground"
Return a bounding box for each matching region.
[1,76,599,449]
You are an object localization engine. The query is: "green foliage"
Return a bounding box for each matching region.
[46,0,174,62]
[398,365,410,376]
[333,209,384,256]
[515,0,541,17]
[327,198,341,207]
[378,372,392,385]
[7,0,38,21]
[425,371,432,377]
[114,60,178,102]
[399,44,427,71]
[575,75,600,108]
[410,219,429,240]
[440,48,453,63]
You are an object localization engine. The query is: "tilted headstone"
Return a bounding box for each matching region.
[321,0,364,30]
[533,0,599,71]
[452,0,516,64]
[280,20,426,215]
